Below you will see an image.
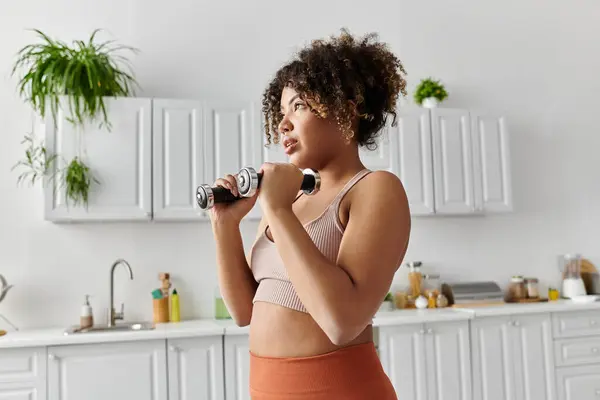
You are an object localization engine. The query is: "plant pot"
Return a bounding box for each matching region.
[422,97,439,108]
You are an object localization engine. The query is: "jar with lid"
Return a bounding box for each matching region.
[524,277,539,298]
[423,274,441,299]
[406,261,423,298]
[507,276,526,302]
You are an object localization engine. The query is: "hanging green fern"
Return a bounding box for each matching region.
[11,28,140,130]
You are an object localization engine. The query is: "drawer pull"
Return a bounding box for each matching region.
[593,347,599,353]
[591,320,597,326]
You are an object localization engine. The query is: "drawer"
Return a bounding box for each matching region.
[552,309,600,338]
[556,364,600,400]
[555,337,600,366]
[0,347,45,382]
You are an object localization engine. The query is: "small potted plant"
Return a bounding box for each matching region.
[414,77,448,108]
[378,292,395,312]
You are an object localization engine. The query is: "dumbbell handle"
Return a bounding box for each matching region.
[237,167,319,198]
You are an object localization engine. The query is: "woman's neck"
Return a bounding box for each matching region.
[315,149,366,189]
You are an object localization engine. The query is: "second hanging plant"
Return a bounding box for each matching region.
[11,28,140,207]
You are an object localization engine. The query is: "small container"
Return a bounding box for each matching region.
[214,287,231,320]
[393,291,408,309]
[153,297,169,323]
[507,276,526,302]
[524,278,539,298]
[170,289,180,322]
[80,295,93,329]
[548,287,560,301]
[423,274,441,299]
[407,261,423,298]
[427,292,437,308]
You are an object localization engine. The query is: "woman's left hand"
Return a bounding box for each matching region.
[258,162,304,213]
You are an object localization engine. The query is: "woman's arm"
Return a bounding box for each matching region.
[213,219,262,327]
[263,170,411,345]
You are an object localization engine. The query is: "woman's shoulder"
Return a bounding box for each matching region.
[357,170,408,203]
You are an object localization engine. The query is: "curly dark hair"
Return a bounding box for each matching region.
[261,28,408,150]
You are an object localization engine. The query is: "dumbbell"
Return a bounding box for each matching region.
[196,166,321,210]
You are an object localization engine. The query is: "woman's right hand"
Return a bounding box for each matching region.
[209,173,258,226]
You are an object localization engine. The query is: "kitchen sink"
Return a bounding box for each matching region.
[64,321,155,335]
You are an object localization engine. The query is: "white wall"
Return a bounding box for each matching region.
[1,0,599,330]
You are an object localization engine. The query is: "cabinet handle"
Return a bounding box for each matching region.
[591,320,597,326]
[48,353,58,360]
[514,321,520,327]
[169,345,179,352]
[595,389,600,396]
[427,328,433,334]
[592,347,599,353]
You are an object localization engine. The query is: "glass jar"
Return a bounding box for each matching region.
[508,276,526,301]
[524,277,539,298]
[406,261,423,298]
[423,274,441,300]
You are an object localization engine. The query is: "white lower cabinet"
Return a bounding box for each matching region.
[6,309,600,400]
[223,334,251,400]
[470,313,556,400]
[47,340,168,400]
[0,347,46,400]
[167,337,225,400]
[378,320,472,400]
[556,364,600,400]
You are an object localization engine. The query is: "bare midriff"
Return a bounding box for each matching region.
[248,301,373,358]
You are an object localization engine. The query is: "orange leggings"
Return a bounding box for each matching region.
[249,342,397,399]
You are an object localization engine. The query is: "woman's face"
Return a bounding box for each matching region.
[277,86,349,170]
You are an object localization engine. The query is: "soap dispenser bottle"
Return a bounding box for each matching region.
[80,295,94,329]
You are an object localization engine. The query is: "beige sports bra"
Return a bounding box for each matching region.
[249,169,372,313]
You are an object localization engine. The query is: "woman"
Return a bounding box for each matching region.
[211,29,411,399]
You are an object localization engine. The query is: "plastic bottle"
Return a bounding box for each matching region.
[80,294,93,329]
[170,289,180,322]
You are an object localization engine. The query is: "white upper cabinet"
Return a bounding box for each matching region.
[41,96,512,222]
[394,107,435,215]
[205,101,263,220]
[470,112,513,212]
[44,97,152,222]
[152,99,208,221]
[430,108,476,215]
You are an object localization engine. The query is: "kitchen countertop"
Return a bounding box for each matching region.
[2,299,599,349]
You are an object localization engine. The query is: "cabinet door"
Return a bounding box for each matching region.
[44,96,152,222]
[205,101,263,220]
[152,99,209,221]
[471,316,517,400]
[224,334,251,400]
[0,347,46,400]
[423,321,471,400]
[511,313,556,400]
[394,106,435,215]
[556,364,600,400]
[430,108,476,214]
[47,340,167,400]
[470,112,512,212]
[167,336,224,400]
[378,324,428,400]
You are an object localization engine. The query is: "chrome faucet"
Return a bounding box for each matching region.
[108,258,134,327]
